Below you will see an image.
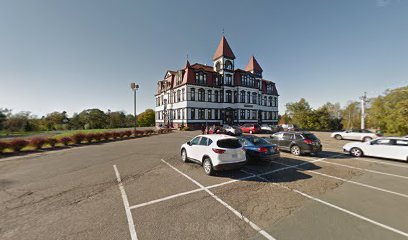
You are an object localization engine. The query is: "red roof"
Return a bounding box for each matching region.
[245,56,263,72]
[191,63,215,72]
[212,35,236,60]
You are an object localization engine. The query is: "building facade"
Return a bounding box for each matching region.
[154,36,279,129]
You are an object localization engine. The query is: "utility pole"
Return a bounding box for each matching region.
[360,92,367,130]
[130,83,139,134]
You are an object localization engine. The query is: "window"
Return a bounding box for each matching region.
[182,89,185,101]
[198,109,205,119]
[283,133,294,140]
[242,75,247,86]
[252,93,257,104]
[247,92,251,103]
[199,137,208,146]
[226,90,232,103]
[191,108,195,119]
[195,72,207,85]
[251,110,256,120]
[234,91,238,103]
[177,90,181,102]
[267,84,273,94]
[269,96,273,106]
[395,140,408,146]
[225,60,233,70]
[207,90,212,102]
[247,110,250,119]
[240,110,245,120]
[190,137,200,145]
[217,139,241,149]
[208,109,212,119]
[198,88,205,101]
[263,96,267,106]
[190,88,195,101]
[177,109,180,119]
[181,109,184,119]
[225,75,232,85]
[215,62,221,72]
[215,109,219,119]
[240,90,245,103]
[214,90,219,103]
[373,139,392,145]
[220,91,224,102]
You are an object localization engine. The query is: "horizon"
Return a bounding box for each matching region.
[1,0,407,116]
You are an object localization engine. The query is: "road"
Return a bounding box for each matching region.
[1,131,408,240]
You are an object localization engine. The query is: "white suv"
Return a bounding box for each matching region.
[180,134,247,175]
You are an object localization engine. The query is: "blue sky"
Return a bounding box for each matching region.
[1,0,407,116]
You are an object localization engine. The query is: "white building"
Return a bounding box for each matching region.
[154,35,279,129]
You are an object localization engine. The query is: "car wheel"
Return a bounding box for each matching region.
[181,149,188,163]
[363,137,372,142]
[290,145,301,156]
[335,135,342,140]
[350,147,363,157]
[203,157,214,176]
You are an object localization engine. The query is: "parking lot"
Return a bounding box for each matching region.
[1,131,408,240]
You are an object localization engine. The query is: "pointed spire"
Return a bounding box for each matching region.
[245,55,263,73]
[212,35,236,61]
[183,60,191,69]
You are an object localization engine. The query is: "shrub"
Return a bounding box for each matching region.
[124,130,132,137]
[47,138,58,148]
[145,129,155,135]
[30,137,47,150]
[9,139,29,152]
[0,141,10,153]
[85,133,95,143]
[94,133,103,142]
[103,132,112,140]
[59,137,71,146]
[112,132,121,140]
[72,133,86,144]
[134,130,143,137]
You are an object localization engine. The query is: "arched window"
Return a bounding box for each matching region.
[177,90,181,102]
[190,88,195,101]
[225,60,233,70]
[225,75,232,86]
[268,96,273,106]
[252,92,257,104]
[198,88,205,101]
[207,90,212,102]
[215,62,221,72]
[240,90,246,103]
[195,72,207,85]
[247,92,251,103]
[226,90,232,103]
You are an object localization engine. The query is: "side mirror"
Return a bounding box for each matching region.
[187,141,191,146]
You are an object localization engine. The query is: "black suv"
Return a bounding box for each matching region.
[267,132,322,156]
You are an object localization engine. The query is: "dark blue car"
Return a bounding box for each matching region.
[238,135,280,162]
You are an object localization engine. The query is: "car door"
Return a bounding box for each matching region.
[187,136,201,161]
[363,139,393,158]
[393,139,408,161]
[269,133,282,145]
[196,137,210,163]
[280,133,293,150]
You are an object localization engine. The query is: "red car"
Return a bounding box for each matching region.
[239,123,261,134]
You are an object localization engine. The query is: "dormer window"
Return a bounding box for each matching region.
[267,84,273,94]
[195,71,207,85]
[215,62,221,72]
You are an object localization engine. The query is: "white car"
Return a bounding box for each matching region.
[223,125,242,136]
[331,129,380,142]
[260,124,275,133]
[180,134,247,175]
[343,137,408,161]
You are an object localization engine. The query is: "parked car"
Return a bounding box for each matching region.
[267,132,322,156]
[240,123,261,134]
[343,137,408,161]
[331,129,381,142]
[238,135,280,162]
[180,135,247,175]
[260,124,278,133]
[404,135,408,138]
[279,124,299,131]
[223,125,242,136]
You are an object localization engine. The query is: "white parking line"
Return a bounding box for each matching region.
[351,158,408,169]
[241,170,408,238]
[320,160,408,180]
[128,153,344,210]
[113,165,139,240]
[270,161,408,199]
[161,159,276,240]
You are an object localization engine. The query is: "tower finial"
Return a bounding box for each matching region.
[186,53,189,61]
[222,28,225,36]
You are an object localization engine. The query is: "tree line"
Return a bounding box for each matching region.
[280,85,408,135]
[0,108,155,132]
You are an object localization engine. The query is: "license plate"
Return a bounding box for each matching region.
[232,154,237,158]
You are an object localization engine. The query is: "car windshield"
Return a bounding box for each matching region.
[217,139,242,148]
[303,133,318,140]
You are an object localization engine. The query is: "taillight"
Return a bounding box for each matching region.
[258,147,269,153]
[303,139,313,144]
[212,148,226,154]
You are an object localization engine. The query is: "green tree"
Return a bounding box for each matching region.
[136,109,155,127]
[285,98,313,129]
[78,109,108,129]
[4,111,31,132]
[341,101,361,129]
[0,108,11,131]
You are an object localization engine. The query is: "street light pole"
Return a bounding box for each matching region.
[130,83,139,135]
[360,92,367,130]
